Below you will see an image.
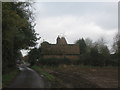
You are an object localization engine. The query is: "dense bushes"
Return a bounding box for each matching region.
[75,51,118,67]
[36,55,118,67]
[29,53,118,67]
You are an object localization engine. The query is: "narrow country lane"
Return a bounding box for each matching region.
[8,67,49,88]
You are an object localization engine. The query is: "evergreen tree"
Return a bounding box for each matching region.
[75,38,87,54]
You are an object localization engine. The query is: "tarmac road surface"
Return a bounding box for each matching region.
[8,67,49,88]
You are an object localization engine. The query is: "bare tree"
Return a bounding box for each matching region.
[112,33,120,54]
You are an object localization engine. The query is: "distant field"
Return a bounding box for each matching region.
[32,65,118,88]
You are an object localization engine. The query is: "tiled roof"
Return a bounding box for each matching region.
[41,44,80,55]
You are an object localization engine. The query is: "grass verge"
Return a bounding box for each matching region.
[31,65,55,82]
[2,69,19,88]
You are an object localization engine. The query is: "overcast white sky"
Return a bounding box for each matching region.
[21,1,118,56]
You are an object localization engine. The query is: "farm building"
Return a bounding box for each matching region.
[41,36,80,60]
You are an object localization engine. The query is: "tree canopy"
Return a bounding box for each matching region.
[2,2,39,73]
